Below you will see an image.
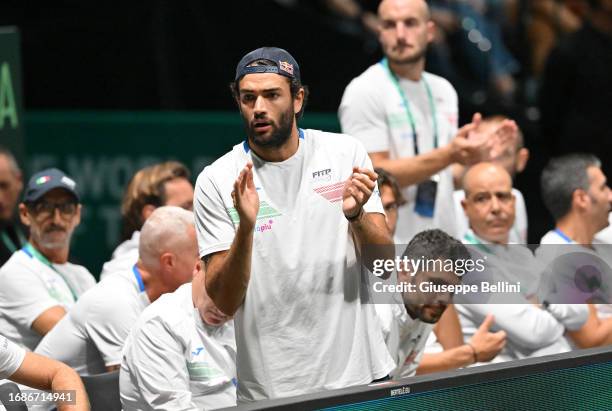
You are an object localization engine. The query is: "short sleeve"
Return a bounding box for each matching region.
[339,78,391,153]
[194,168,236,258]
[0,334,26,379]
[0,263,61,329]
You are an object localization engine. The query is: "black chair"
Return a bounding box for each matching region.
[81,370,121,411]
[0,382,27,411]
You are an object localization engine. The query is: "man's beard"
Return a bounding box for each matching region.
[243,105,294,149]
[388,46,427,66]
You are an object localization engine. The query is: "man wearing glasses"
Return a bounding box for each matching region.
[0,168,95,350]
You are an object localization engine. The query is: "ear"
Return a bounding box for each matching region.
[572,189,589,211]
[193,259,202,278]
[74,204,82,226]
[159,252,175,271]
[426,20,436,43]
[18,203,31,227]
[293,87,305,116]
[515,148,530,174]
[141,204,156,223]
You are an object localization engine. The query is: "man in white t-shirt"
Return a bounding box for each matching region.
[456,163,588,361]
[35,206,197,375]
[339,0,517,243]
[0,334,89,411]
[120,266,236,410]
[194,47,394,402]
[453,116,530,243]
[537,154,612,345]
[100,161,193,280]
[0,168,95,350]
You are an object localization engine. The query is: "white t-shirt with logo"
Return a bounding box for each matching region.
[99,231,140,280]
[453,188,528,243]
[339,63,459,243]
[0,250,96,350]
[35,268,150,375]
[194,129,395,402]
[0,334,25,380]
[120,283,236,411]
[375,303,434,379]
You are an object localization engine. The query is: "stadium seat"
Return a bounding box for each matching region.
[0,382,27,411]
[81,370,121,411]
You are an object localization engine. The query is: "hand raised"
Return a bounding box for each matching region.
[232,163,260,230]
[343,167,378,220]
[469,313,506,363]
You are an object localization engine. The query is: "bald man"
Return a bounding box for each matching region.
[453,116,530,243]
[35,206,197,376]
[455,163,588,362]
[340,0,517,243]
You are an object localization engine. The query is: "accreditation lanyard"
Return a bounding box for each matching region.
[132,264,146,293]
[1,227,26,253]
[463,232,493,254]
[382,58,439,155]
[22,243,79,302]
[554,228,573,244]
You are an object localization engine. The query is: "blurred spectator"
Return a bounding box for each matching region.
[100,161,193,280]
[35,207,196,376]
[0,169,95,350]
[0,147,26,266]
[120,264,235,410]
[428,0,521,101]
[539,0,612,179]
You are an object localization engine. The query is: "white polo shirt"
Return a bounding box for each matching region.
[120,283,236,411]
[0,249,96,350]
[35,267,150,375]
[340,63,460,242]
[375,303,434,379]
[194,129,394,401]
[99,231,140,280]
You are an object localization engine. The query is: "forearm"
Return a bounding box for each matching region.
[416,345,474,375]
[51,365,89,411]
[350,213,393,277]
[205,223,254,316]
[371,145,453,188]
[567,305,612,348]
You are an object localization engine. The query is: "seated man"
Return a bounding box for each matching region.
[35,206,197,375]
[0,147,26,266]
[375,169,505,376]
[452,115,529,243]
[457,162,588,361]
[1,334,89,411]
[537,154,612,346]
[100,161,193,279]
[0,168,95,350]
[120,264,235,410]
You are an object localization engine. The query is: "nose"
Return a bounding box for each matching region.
[395,22,406,39]
[253,95,267,116]
[52,206,64,223]
[490,196,501,213]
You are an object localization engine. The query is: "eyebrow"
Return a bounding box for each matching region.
[240,87,283,93]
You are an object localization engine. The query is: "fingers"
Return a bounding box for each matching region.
[478,313,495,332]
[455,122,477,140]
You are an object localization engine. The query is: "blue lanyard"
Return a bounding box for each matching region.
[132,264,145,292]
[22,243,78,302]
[381,58,439,154]
[554,228,573,244]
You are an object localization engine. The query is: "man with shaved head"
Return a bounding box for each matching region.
[455,163,589,361]
[340,0,517,243]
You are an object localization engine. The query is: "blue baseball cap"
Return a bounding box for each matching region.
[23,168,80,203]
[235,47,301,82]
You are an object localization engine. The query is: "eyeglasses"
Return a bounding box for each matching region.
[467,191,514,207]
[28,201,78,219]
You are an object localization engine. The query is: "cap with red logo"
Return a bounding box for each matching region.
[235,47,301,82]
[23,168,80,203]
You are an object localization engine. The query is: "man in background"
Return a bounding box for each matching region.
[0,147,25,266]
